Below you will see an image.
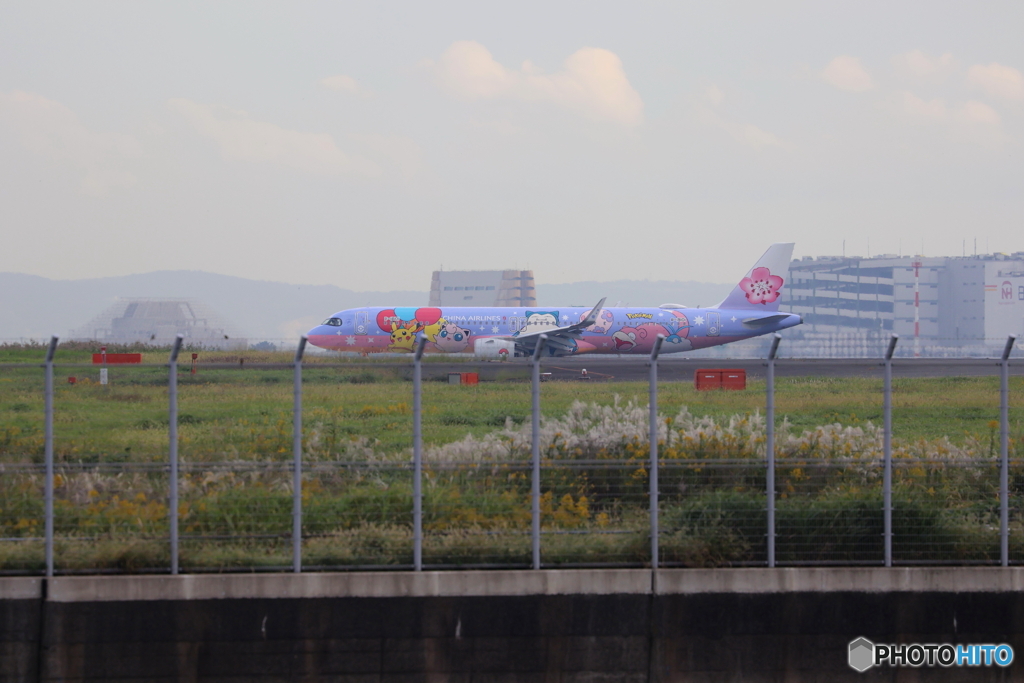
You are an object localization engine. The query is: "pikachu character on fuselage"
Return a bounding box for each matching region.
[388,320,421,352]
[421,318,446,344]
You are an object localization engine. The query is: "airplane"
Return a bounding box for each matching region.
[307,243,802,357]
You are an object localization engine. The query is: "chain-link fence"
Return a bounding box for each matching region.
[2,336,1023,574]
[7,457,1024,572]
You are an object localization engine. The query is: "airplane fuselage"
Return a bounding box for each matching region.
[307,304,802,356]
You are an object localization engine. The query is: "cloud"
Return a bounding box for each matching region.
[704,84,725,106]
[893,50,955,80]
[821,56,875,92]
[896,92,1001,131]
[961,100,1001,125]
[901,92,947,120]
[699,84,782,148]
[731,123,782,147]
[967,62,1024,101]
[321,74,371,98]
[351,133,424,180]
[0,90,140,195]
[428,41,644,126]
[893,91,1003,144]
[169,98,379,176]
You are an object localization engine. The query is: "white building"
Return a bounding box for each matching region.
[782,253,1024,355]
[69,298,246,349]
[429,270,536,307]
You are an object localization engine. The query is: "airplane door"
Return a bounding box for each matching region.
[706,312,720,337]
[354,311,370,335]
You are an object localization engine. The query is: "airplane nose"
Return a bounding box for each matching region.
[308,324,338,339]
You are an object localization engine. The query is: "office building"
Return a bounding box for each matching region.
[429,270,537,307]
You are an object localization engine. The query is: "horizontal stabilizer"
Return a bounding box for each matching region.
[742,314,791,327]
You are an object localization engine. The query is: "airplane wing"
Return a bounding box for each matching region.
[509,298,606,355]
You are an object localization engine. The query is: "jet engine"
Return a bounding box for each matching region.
[473,338,515,360]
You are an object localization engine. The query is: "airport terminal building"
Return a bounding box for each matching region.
[780,253,1024,355]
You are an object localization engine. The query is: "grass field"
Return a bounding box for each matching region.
[3,342,1024,572]
[1,362,1022,460]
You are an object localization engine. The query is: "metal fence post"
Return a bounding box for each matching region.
[531,335,548,570]
[766,334,781,568]
[43,336,58,578]
[292,336,307,573]
[883,334,898,568]
[649,335,665,569]
[412,337,427,571]
[168,335,183,575]
[1001,335,1016,567]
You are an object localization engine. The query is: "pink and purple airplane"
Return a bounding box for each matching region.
[308,243,802,357]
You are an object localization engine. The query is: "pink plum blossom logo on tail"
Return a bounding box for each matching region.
[739,267,784,305]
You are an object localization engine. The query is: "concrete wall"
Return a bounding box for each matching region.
[0,582,41,683]
[2,569,1023,682]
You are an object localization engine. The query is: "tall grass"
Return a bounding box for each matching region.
[2,396,1023,572]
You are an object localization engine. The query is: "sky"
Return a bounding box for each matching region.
[2,1,1023,291]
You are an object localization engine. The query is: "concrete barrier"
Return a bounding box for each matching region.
[2,569,1022,681]
[0,579,43,683]
[42,567,1024,602]
[46,569,652,602]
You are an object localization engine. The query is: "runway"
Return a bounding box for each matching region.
[369,357,1024,382]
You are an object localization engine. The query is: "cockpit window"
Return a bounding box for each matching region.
[322,318,343,327]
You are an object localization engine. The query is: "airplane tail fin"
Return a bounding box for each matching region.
[715,243,795,312]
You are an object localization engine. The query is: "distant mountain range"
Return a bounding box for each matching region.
[0,271,733,342]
